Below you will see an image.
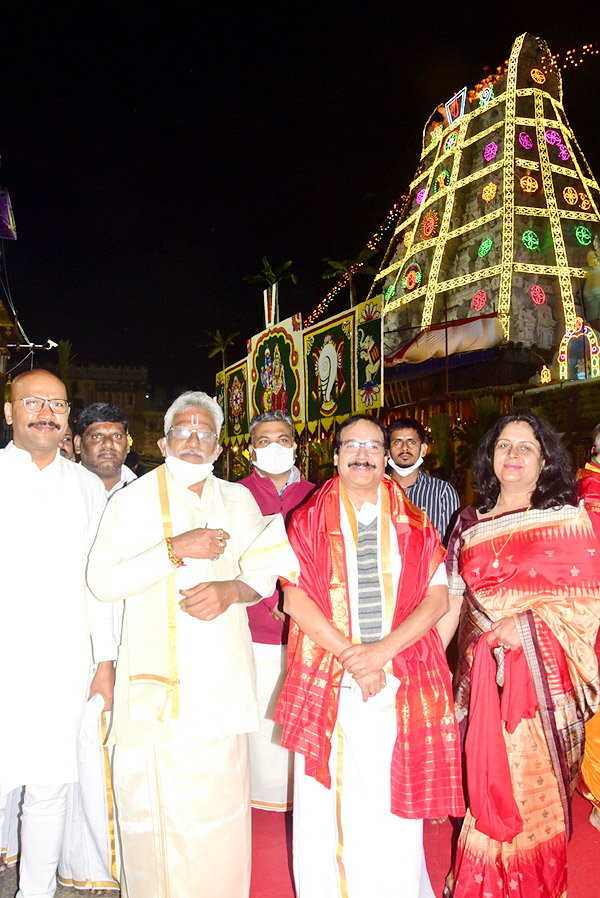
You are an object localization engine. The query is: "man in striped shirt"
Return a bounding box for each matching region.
[387,418,459,544]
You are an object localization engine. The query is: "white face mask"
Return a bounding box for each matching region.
[388,455,423,478]
[165,455,214,486]
[253,443,295,476]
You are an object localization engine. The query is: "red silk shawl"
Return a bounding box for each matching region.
[274,474,465,818]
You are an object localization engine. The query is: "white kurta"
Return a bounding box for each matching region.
[87,467,297,898]
[0,443,108,798]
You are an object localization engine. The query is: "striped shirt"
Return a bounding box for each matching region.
[356,518,382,643]
[402,470,460,544]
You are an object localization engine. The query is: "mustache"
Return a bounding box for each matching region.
[349,460,376,469]
[28,420,61,430]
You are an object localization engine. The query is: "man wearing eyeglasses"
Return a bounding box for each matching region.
[86,391,297,898]
[55,403,137,893]
[0,369,111,898]
[275,414,464,898]
[387,417,460,545]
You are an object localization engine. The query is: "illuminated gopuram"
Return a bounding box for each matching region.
[375,32,600,383]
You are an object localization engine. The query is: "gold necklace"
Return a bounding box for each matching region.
[490,505,531,568]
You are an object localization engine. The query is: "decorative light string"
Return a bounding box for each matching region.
[304,199,405,326]
[552,42,600,71]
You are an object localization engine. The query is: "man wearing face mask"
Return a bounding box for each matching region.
[87,391,298,898]
[387,418,460,544]
[239,411,314,812]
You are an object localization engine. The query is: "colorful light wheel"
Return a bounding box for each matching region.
[401,263,422,294]
[520,174,538,194]
[522,230,540,251]
[558,145,570,161]
[483,142,498,162]
[563,186,579,205]
[575,226,592,246]
[530,285,546,305]
[478,238,493,257]
[580,194,592,211]
[471,290,487,311]
[530,68,546,84]
[403,230,414,248]
[421,211,439,240]
[545,129,561,145]
[444,132,458,153]
[481,182,497,203]
[519,132,534,150]
[416,188,428,205]
[385,284,396,301]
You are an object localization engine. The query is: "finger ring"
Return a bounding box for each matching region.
[212,553,219,561]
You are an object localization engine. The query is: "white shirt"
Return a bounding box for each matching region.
[0,443,107,795]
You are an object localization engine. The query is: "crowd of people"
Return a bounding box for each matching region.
[0,368,599,898]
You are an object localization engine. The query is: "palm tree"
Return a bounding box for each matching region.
[321,247,379,307]
[202,328,240,373]
[244,256,297,325]
[57,339,77,397]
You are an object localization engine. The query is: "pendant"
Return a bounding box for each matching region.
[492,558,499,568]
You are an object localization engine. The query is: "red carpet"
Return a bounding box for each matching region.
[250,791,600,896]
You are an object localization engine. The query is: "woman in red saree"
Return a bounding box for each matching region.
[439,413,600,898]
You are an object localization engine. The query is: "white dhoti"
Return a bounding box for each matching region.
[58,694,120,890]
[114,730,251,898]
[249,642,293,811]
[293,677,435,898]
[1,786,21,867]
[1,783,69,898]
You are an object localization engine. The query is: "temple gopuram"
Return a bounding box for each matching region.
[368,32,599,449]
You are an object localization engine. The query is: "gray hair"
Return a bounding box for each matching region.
[164,391,224,437]
[249,410,294,445]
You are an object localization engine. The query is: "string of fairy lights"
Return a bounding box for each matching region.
[303,201,406,326]
[552,42,599,70]
[303,41,600,326]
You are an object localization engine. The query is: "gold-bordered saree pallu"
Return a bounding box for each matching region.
[445,503,600,898]
[275,474,464,819]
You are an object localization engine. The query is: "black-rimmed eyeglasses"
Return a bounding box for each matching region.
[14,397,70,414]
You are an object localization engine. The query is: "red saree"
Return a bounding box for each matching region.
[274,474,464,819]
[445,503,600,898]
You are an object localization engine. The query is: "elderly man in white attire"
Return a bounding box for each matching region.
[87,390,297,898]
[0,369,111,898]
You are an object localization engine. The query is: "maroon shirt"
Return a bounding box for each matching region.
[239,468,314,643]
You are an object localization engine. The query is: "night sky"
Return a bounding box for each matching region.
[2,3,599,389]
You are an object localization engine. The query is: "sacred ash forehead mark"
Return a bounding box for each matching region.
[190,413,201,427]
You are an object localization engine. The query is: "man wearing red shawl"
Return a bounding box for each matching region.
[578,422,600,830]
[275,415,464,898]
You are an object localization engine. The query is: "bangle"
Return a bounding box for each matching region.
[166,537,185,569]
